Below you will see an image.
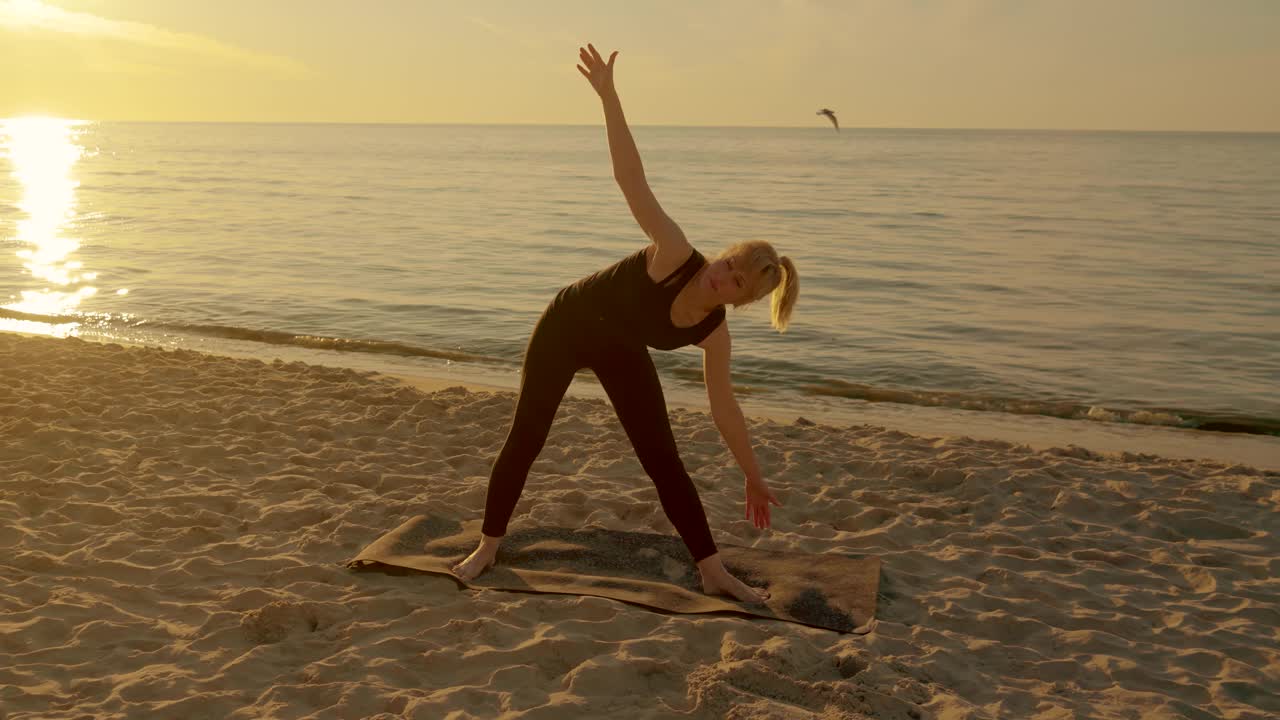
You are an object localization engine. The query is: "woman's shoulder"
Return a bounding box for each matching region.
[642,240,696,282]
[641,239,696,261]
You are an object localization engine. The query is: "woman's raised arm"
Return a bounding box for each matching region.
[577,44,687,250]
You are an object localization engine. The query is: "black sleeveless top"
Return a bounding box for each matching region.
[557,246,726,351]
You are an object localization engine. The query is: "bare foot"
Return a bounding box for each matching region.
[451,539,499,581]
[698,556,770,603]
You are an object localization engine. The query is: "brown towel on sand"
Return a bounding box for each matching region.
[347,515,880,634]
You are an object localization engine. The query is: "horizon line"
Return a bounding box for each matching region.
[1,117,1277,135]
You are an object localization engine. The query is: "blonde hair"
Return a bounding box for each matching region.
[716,241,799,332]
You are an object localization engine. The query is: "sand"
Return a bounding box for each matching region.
[1,331,1277,719]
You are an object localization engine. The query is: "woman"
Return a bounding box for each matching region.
[452,44,799,604]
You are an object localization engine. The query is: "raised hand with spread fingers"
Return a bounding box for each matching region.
[576,43,619,100]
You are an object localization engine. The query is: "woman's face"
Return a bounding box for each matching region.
[701,253,751,305]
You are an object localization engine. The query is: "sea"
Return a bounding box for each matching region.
[2,120,1278,466]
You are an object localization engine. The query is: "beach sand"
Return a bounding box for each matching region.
[2,332,1277,719]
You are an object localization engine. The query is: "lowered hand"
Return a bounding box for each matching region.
[745,477,782,530]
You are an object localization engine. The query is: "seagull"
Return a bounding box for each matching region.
[816,108,839,132]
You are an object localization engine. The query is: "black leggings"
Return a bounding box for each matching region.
[481,298,718,562]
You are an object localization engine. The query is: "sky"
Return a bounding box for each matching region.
[1,0,1277,131]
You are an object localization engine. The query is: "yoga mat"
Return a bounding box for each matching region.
[348,514,880,634]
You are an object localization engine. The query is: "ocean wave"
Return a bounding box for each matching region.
[142,321,510,364]
[799,378,1280,437]
[5,307,1276,437]
[0,308,508,365]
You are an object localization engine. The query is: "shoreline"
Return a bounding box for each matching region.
[6,328,1278,471]
[390,368,1280,471]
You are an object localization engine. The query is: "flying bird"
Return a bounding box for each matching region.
[816,108,839,132]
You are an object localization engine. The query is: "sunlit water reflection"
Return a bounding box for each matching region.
[0,117,107,336]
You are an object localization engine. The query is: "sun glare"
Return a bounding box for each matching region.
[1,115,93,336]
[0,0,52,29]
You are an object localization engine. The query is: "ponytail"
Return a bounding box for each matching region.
[770,255,799,332]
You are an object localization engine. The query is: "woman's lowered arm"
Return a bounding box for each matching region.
[697,321,782,530]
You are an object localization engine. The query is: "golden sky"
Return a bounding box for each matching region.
[1,0,1277,131]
